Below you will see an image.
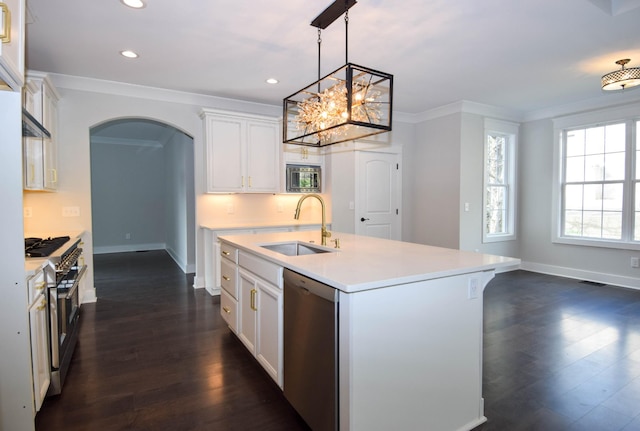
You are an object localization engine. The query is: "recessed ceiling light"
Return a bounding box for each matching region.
[266,78,279,85]
[121,0,145,8]
[120,50,139,59]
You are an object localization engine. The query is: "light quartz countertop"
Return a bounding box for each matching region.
[218,231,520,293]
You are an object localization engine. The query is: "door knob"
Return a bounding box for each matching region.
[360,217,370,222]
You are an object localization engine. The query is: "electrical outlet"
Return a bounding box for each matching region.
[62,206,80,217]
[632,257,640,268]
[468,277,479,299]
[24,207,33,218]
[125,233,131,240]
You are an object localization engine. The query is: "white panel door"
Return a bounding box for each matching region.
[355,151,401,240]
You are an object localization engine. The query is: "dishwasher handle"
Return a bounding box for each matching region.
[283,269,338,303]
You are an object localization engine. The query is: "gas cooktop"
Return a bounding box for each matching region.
[25,236,71,258]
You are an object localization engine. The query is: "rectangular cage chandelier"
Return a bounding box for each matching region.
[283,0,393,147]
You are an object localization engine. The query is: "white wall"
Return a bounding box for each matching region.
[90,140,167,252]
[410,113,461,249]
[23,82,207,302]
[164,131,196,272]
[459,112,520,257]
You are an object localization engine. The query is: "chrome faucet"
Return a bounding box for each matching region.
[294,193,331,246]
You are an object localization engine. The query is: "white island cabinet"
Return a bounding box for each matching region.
[218,231,519,431]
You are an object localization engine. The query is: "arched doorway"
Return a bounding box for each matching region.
[89,118,195,287]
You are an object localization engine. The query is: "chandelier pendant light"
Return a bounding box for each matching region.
[283,0,393,147]
[601,59,640,91]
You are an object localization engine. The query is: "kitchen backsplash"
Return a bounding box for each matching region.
[199,193,331,228]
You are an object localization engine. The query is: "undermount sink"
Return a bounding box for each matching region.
[260,241,335,257]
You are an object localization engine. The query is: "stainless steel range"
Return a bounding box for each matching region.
[26,236,86,396]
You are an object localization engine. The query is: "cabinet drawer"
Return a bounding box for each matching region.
[220,242,238,263]
[239,251,283,288]
[220,289,238,334]
[220,258,238,298]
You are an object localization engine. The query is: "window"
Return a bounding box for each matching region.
[554,105,639,250]
[483,119,518,243]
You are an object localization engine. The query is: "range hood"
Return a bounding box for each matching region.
[22,108,51,138]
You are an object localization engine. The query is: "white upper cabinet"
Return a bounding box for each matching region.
[201,109,280,193]
[282,143,324,165]
[23,75,59,191]
[0,0,25,91]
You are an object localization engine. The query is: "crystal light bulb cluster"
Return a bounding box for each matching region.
[295,79,382,143]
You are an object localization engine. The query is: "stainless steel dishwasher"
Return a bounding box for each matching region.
[283,269,339,431]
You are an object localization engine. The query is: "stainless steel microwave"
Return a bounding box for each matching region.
[286,164,321,193]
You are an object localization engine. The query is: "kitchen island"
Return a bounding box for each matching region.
[217,230,519,431]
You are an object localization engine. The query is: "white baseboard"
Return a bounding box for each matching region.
[521,261,640,290]
[193,275,206,289]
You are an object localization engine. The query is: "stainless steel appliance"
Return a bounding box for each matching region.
[27,236,86,396]
[283,269,339,431]
[285,164,321,193]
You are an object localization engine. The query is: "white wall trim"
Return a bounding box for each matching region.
[43,72,284,117]
[521,261,640,290]
[524,89,640,122]
[165,246,195,274]
[93,242,166,254]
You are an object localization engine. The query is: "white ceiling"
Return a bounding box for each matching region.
[25,0,640,118]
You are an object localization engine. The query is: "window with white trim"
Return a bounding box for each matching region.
[556,114,639,249]
[483,119,518,243]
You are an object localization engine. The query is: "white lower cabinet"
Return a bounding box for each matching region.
[27,269,50,413]
[237,267,283,387]
[216,245,283,388]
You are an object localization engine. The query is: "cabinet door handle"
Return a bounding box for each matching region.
[35,281,46,292]
[248,176,252,188]
[0,3,10,43]
[360,217,370,222]
[222,251,230,256]
[30,163,35,182]
[222,306,231,314]
[222,275,230,281]
[241,176,244,187]
[250,288,257,311]
[51,168,58,183]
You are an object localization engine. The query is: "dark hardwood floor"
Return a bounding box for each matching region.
[35,251,640,430]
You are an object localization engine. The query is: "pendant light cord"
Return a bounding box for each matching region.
[345,8,349,64]
[317,28,322,92]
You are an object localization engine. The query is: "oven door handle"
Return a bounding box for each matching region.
[59,265,87,300]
